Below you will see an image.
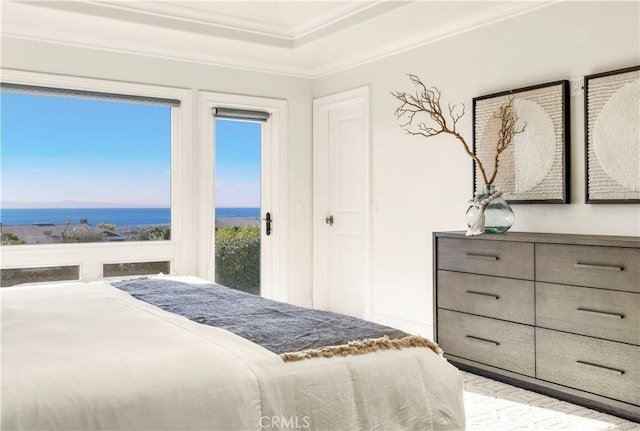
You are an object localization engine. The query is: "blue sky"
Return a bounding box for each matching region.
[215,119,261,208]
[0,92,260,208]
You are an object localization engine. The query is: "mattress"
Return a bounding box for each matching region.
[1,280,465,431]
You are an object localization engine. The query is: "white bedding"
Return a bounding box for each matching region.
[1,281,465,431]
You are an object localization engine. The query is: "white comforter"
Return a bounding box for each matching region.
[1,281,465,431]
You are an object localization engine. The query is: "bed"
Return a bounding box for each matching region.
[1,276,465,431]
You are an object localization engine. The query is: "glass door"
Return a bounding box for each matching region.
[214,118,263,295]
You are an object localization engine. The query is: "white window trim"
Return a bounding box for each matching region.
[198,91,288,302]
[0,69,194,280]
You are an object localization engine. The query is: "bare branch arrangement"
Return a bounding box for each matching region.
[392,74,525,186]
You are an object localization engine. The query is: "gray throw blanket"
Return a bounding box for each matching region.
[112,278,408,355]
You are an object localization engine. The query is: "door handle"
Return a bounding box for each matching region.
[264,212,272,236]
[325,215,334,226]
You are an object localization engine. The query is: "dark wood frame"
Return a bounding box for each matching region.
[584,65,640,204]
[472,80,570,204]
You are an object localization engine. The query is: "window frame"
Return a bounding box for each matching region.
[0,69,195,280]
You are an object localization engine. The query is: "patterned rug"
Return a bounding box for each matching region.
[463,372,640,430]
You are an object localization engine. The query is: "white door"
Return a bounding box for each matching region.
[313,87,370,319]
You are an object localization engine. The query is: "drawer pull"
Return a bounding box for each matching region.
[574,263,623,272]
[465,335,500,346]
[465,253,499,261]
[576,360,625,376]
[576,308,624,319]
[466,290,500,300]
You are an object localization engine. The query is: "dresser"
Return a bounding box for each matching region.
[434,231,640,422]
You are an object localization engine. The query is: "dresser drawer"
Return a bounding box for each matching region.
[437,270,534,325]
[537,283,640,345]
[537,328,640,406]
[536,244,640,292]
[437,238,534,280]
[438,309,535,377]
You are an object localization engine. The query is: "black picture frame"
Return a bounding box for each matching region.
[584,65,640,204]
[472,80,570,204]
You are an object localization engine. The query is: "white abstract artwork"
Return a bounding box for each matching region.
[473,81,569,203]
[585,66,640,203]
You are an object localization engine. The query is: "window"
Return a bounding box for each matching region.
[0,84,174,245]
[1,265,80,287]
[214,117,262,295]
[103,261,171,278]
[0,71,192,282]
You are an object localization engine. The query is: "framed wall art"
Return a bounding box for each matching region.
[473,80,570,203]
[584,65,640,203]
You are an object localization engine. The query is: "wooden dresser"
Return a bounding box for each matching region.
[433,231,640,422]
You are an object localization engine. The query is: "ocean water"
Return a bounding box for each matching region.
[0,207,260,226]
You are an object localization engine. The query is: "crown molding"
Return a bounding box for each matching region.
[28,0,405,48]
[1,26,313,78]
[290,1,391,38]
[26,0,293,48]
[1,1,558,80]
[92,0,386,41]
[92,1,298,38]
[312,1,557,78]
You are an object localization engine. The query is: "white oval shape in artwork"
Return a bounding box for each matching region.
[512,99,556,193]
[594,80,640,192]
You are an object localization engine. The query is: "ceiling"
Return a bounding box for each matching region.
[1,1,553,77]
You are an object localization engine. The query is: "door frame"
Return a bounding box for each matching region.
[198,91,288,302]
[312,86,371,318]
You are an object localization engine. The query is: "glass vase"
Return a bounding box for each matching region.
[466,184,514,235]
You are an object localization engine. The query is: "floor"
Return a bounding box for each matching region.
[462,372,640,431]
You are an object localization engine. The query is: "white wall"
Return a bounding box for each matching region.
[312,1,640,336]
[1,37,314,306]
